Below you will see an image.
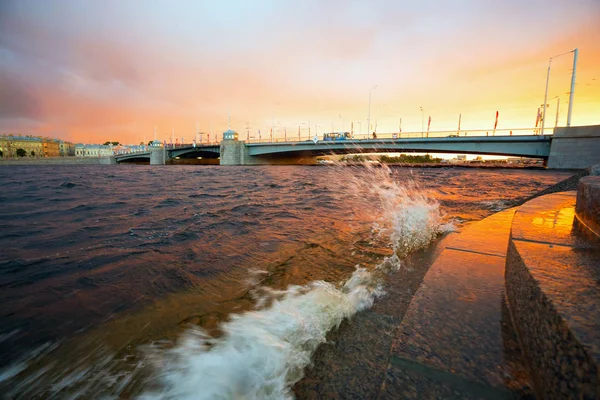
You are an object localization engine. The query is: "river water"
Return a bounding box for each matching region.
[0,165,571,399]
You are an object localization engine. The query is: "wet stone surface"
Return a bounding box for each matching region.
[298,208,538,399]
[383,355,515,400]
[377,209,534,398]
[506,191,600,399]
[293,236,449,399]
[511,191,598,249]
[576,176,600,237]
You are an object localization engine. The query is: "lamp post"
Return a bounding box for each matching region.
[555,97,560,129]
[541,48,578,135]
[367,85,377,136]
[567,48,578,127]
[272,101,279,141]
[420,106,424,137]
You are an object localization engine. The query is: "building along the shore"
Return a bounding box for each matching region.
[0,135,45,157]
[74,144,115,157]
[0,135,75,158]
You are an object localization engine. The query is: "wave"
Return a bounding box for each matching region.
[141,163,451,399]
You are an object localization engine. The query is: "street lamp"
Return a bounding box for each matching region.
[420,106,424,137]
[367,85,377,136]
[541,48,578,135]
[272,101,279,141]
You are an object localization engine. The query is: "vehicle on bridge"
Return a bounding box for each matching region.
[323,132,351,141]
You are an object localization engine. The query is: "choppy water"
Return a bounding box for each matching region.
[0,165,571,398]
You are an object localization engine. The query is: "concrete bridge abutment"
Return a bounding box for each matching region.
[220,139,317,165]
[150,148,166,165]
[548,125,600,169]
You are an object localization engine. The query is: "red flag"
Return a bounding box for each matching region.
[535,108,541,127]
[427,116,431,131]
[494,111,499,130]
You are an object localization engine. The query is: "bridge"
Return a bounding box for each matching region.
[112,125,600,169]
[247,135,550,158]
[114,144,220,164]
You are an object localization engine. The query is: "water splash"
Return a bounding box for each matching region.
[141,163,449,399]
[142,268,382,400]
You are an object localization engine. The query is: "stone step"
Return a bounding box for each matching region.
[576,176,600,238]
[506,191,600,399]
[381,209,533,399]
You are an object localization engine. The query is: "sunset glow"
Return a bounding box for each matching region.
[1,0,599,144]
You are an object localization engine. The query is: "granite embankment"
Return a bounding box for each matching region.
[516,168,591,204]
[296,168,598,399]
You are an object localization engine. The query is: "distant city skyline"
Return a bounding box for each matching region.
[1,0,599,144]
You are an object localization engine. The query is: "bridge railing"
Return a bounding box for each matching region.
[163,142,221,149]
[113,147,151,156]
[132,127,553,151]
[244,127,553,144]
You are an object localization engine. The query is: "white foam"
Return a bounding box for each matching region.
[141,164,448,399]
[142,268,383,400]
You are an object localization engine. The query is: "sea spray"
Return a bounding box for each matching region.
[141,163,450,399]
[344,163,453,263]
[141,270,383,400]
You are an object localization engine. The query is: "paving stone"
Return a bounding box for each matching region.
[446,208,515,257]
[512,240,600,364]
[390,249,509,387]
[511,192,598,248]
[381,356,515,400]
[507,190,600,399]
[383,209,531,398]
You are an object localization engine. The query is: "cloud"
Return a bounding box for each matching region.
[0,70,43,119]
[0,0,598,141]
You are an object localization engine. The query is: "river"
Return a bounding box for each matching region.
[0,165,571,398]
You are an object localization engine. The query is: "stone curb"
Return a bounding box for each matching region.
[505,192,600,399]
[576,176,600,238]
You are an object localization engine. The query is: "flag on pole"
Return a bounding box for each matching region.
[494,111,499,130]
[427,116,431,137]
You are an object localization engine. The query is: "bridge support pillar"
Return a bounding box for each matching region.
[220,139,245,165]
[150,148,166,165]
[548,125,600,169]
[220,140,318,165]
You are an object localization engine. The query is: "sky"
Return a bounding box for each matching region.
[1,0,599,144]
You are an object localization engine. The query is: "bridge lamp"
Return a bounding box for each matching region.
[541,48,578,135]
[420,107,424,137]
[367,85,377,135]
